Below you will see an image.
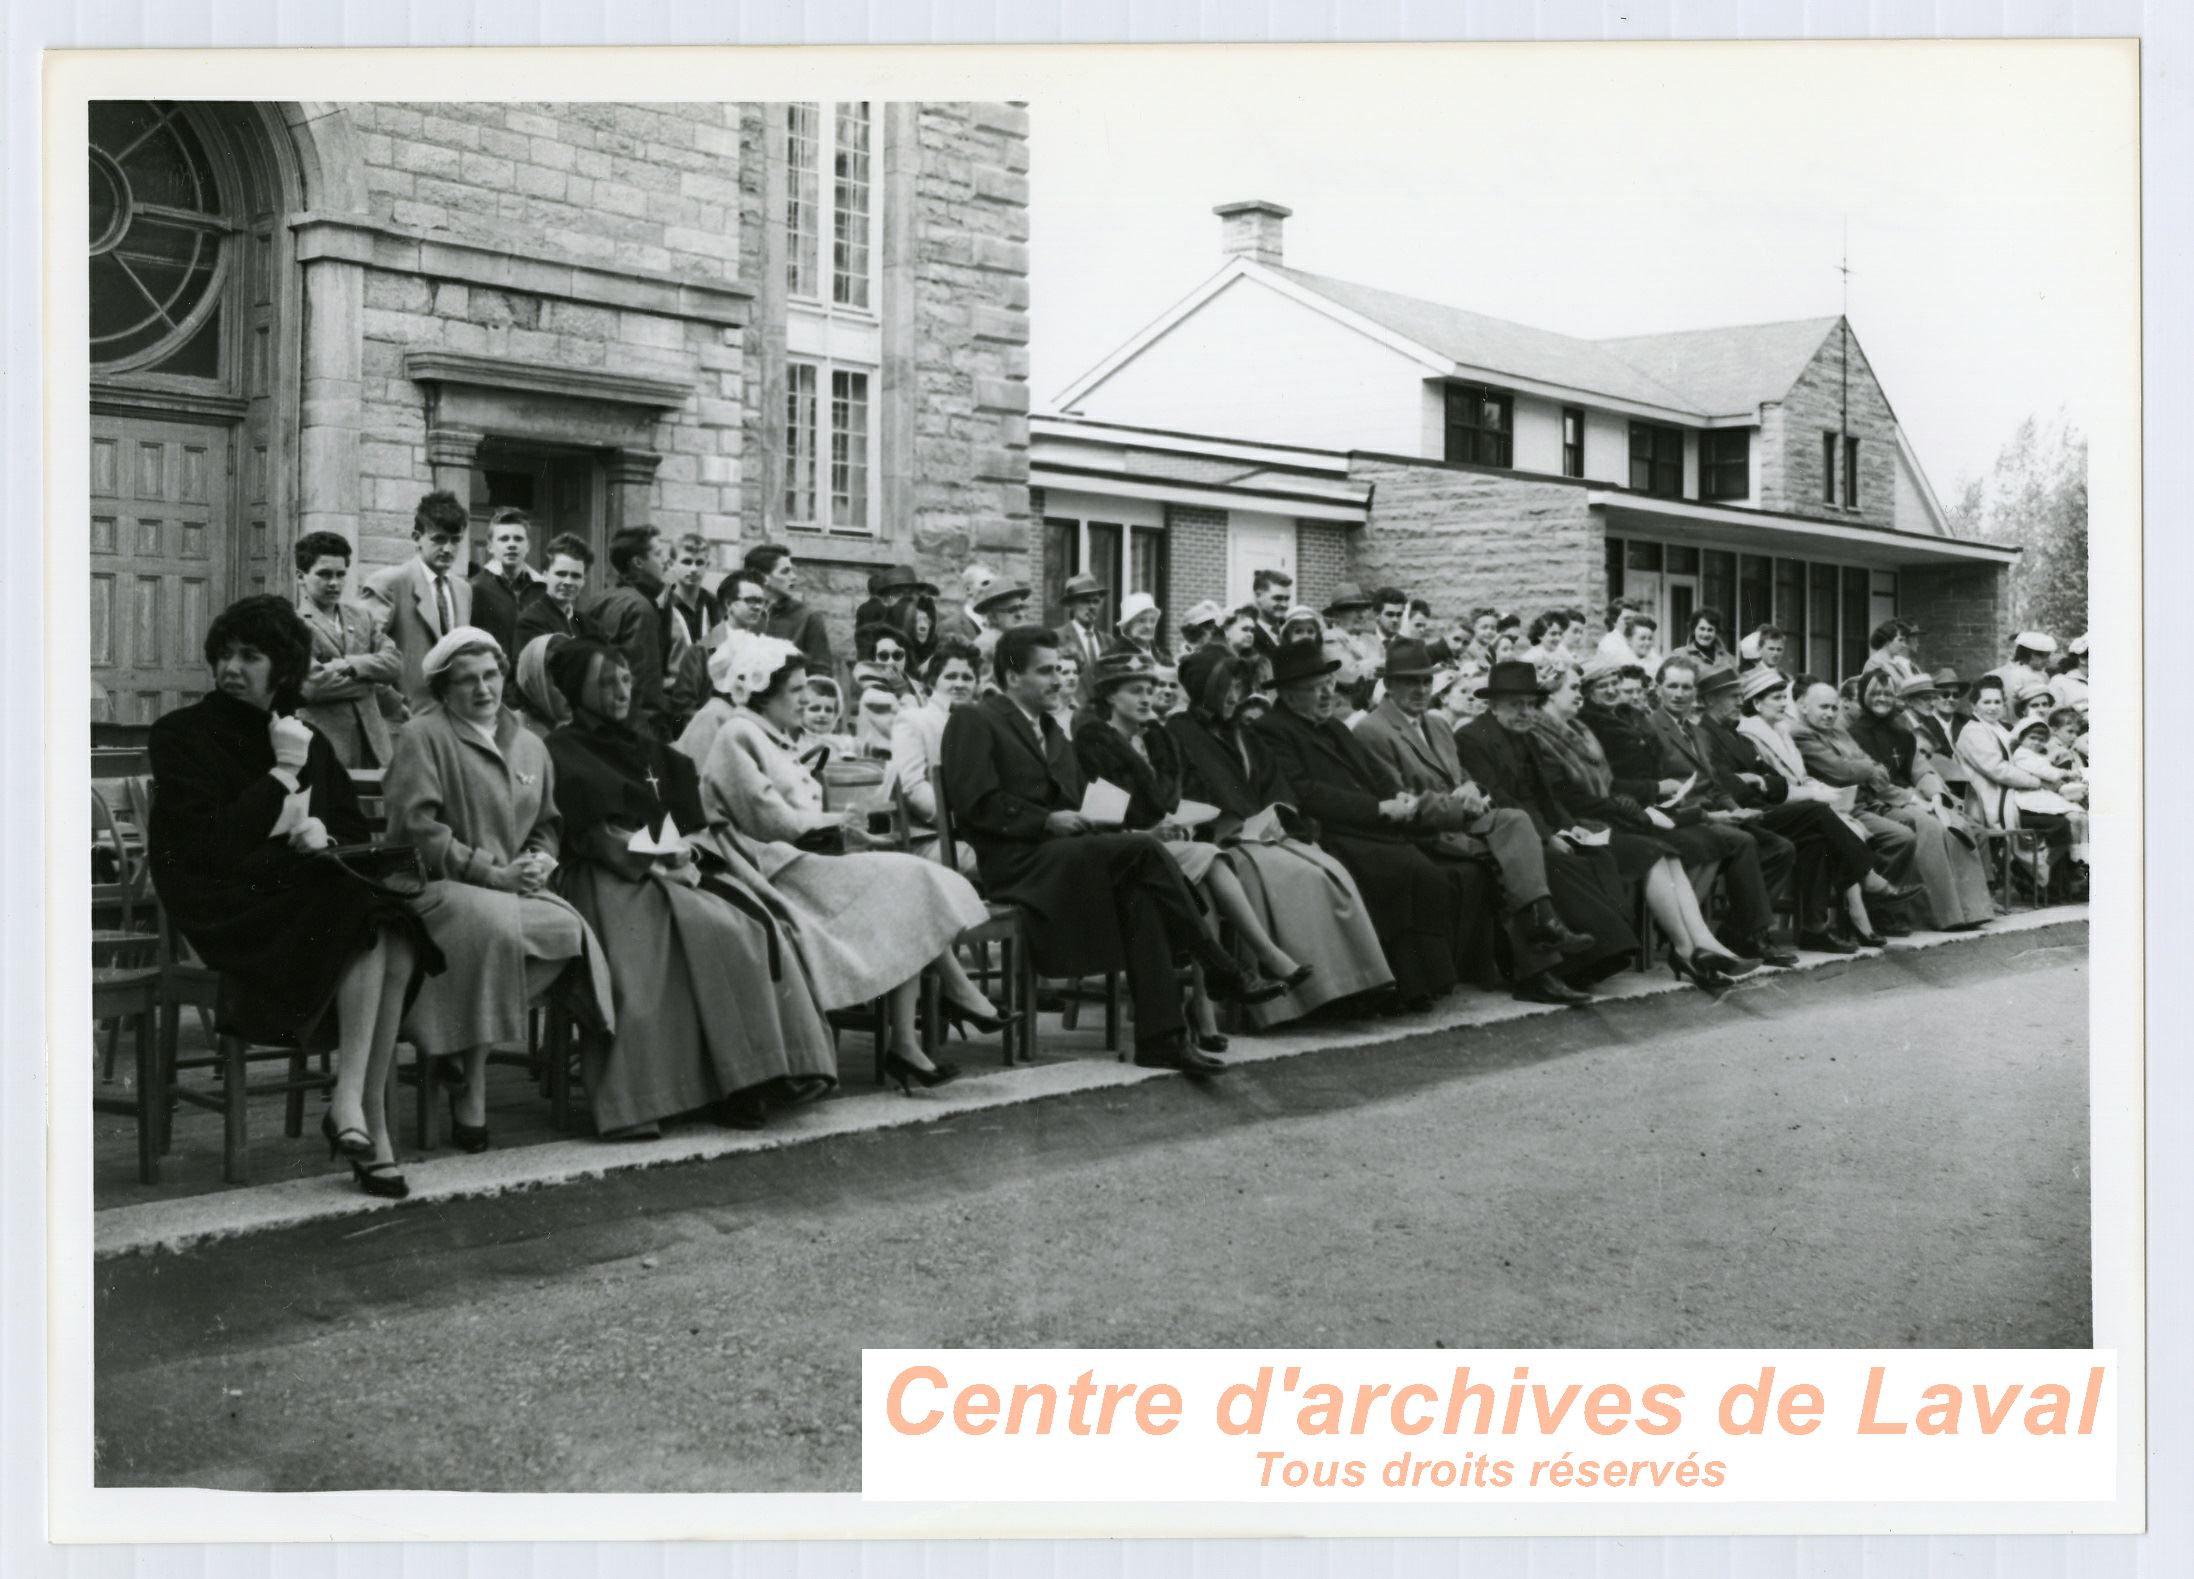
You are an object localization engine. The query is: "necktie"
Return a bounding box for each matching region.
[434,575,454,633]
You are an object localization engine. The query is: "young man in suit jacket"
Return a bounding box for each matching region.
[292,530,404,768]
[361,489,474,709]
[938,624,1267,1073]
[1354,640,1625,1001]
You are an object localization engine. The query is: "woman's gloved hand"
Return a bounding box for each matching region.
[268,714,313,773]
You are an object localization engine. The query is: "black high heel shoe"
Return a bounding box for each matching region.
[349,1159,410,1200]
[1276,962,1314,992]
[1665,947,1728,992]
[1196,1032,1231,1054]
[445,1086,490,1155]
[322,1111,373,1161]
[939,1001,1019,1040]
[883,1049,962,1094]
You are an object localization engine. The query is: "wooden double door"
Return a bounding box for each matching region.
[89,412,254,724]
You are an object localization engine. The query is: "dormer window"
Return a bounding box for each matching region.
[1700,428,1750,501]
[1628,421,1684,498]
[1443,383,1512,468]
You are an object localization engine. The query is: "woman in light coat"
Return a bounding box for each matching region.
[1955,676,2074,894]
[694,631,1009,1090]
[888,637,983,873]
[384,628,614,1151]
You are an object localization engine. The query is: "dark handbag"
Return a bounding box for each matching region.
[322,842,427,897]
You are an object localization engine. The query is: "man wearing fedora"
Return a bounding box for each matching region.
[940,624,1270,1074]
[940,562,997,645]
[1453,661,1659,967]
[969,578,1034,665]
[1357,640,1632,1004]
[1321,581,1381,688]
[855,562,941,632]
[1055,571,1110,701]
[1254,640,1498,1012]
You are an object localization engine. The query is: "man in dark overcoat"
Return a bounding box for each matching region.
[1452,662,1643,965]
[1252,643,1496,1009]
[939,625,1265,1073]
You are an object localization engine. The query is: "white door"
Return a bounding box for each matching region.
[1227,512,1294,608]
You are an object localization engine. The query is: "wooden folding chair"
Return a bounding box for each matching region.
[90,786,163,1182]
[138,778,333,1184]
[930,787,1039,1066]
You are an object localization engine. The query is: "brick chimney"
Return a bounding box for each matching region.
[1215,199,1291,266]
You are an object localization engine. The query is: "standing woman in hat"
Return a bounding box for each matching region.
[1984,631,2059,702]
[543,638,839,1134]
[146,595,441,1197]
[1076,651,1311,1042]
[1517,664,1752,988]
[383,627,616,1152]
[1108,590,1169,664]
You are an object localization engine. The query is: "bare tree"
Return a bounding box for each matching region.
[1949,414,2088,641]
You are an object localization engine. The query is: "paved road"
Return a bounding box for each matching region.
[95,925,2089,1493]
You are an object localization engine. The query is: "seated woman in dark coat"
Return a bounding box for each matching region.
[543,639,839,1134]
[1577,660,1776,963]
[1165,647,1394,1022]
[1519,666,1749,990]
[1074,650,1312,1046]
[148,595,440,1198]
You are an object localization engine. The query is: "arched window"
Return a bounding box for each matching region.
[89,101,232,379]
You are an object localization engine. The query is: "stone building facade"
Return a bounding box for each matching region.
[88,98,1030,720]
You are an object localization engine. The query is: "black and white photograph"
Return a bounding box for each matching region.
[50,38,2133,1518]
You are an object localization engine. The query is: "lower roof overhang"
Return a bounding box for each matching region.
[1028,462,1370,524]
[1588,490,2020,570]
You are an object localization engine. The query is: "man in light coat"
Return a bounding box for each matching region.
[292,530,404,768]
[1355,639,1621,1003]
[361,489,474,709]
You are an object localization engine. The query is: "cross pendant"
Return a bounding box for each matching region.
[644,766,662,798]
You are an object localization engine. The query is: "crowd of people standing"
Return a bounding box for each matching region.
[141,491,2092,1198]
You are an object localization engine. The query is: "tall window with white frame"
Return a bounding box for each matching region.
[782,101,881,534]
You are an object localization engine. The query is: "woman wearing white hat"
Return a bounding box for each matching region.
[384,626,615,1153]
[1107,590,1169,664]
[696,630,1011,1091]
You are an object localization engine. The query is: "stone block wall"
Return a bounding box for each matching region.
[1343,457,1605,634]
[906,102,1031,576]
[1899,559,2011,678]
[1760,320,1898,530]
[735,101,1031,663]
[339,102,748,567]
[355,102,742,283]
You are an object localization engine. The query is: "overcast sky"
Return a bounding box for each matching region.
[1020,41,2138,498]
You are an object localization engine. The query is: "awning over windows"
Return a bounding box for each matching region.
[1588,491,2017,570]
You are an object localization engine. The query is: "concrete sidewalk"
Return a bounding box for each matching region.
[90,904,2087,1259]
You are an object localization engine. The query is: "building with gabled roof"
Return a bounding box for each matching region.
[1035,200,2011,677]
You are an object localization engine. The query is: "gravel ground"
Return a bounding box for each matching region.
[93,923,2089,1492]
